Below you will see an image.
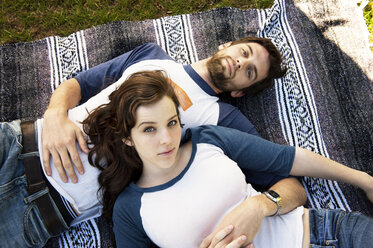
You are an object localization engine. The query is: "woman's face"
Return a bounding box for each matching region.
[127,96,181,172]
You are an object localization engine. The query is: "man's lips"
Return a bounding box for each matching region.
[225,58,232,77]
[158,148,175,156]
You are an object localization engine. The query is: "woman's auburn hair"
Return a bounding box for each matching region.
[82,70,180,219]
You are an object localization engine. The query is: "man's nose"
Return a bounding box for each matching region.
[235,59,241,70]
[236,57,251,70]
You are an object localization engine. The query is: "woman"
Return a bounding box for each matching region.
[0,70,289,248]
[81,71,373,247]
[0,71,371,248]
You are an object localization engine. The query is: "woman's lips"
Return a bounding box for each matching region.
[158,148,175,156]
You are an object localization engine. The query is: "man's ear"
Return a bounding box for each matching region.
[230,90,246,98]
[218,41,232,50]
[122,137,133,146]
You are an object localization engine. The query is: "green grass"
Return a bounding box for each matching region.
[1,0,372,47]
[362,1,373,51]
[0,0,273,44]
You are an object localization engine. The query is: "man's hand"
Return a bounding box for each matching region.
[199,194,273,248]
[200,177,306,247]
[361,173,373,204]
[42,108,89,183]
[200,225,253,248]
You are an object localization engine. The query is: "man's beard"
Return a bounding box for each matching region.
[206,54,232,92]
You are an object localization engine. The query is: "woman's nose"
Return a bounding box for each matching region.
[159,128,172,144]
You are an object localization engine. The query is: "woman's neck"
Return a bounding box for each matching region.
[136,141,193,188]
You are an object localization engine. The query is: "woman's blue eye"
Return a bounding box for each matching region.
[168,120,177,126]
[144,127,155,133]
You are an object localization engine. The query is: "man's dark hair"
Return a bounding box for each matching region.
[231,36,287,95]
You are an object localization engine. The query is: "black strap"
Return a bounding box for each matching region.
[21,121,69,236]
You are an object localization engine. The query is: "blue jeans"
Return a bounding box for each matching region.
[0,120,66,248]
[309,208,373,247]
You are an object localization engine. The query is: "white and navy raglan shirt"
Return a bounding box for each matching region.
[35,43,261,226]
[112,125,304,248]
[36,43,299,229]
[74,43,259,137]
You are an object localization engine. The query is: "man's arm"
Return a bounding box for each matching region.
[42,78,89,183]
[200,177,306,248]
[42,43,165,183]
[290,147,373,202]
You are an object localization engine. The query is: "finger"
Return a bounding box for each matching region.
[58,148,78,183]
[76,130,89,154]
[42,147,52,176]
[210,225,234,247]
[49,149,68,183]
[199,235,212,248]
[67,140,85,175]
[225,235,247,248]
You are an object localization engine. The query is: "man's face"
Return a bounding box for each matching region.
[207,42,270,93]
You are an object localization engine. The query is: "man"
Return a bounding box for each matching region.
[43,36,286,182]
[41,36,304,246]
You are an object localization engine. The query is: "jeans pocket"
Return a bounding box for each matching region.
[23,203,51,247]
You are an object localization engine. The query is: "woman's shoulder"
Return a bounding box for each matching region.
[113,184,143,215]
[185,125,243,146]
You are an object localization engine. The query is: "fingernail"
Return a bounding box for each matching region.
[240,236,247,241]
[228,225,233,230]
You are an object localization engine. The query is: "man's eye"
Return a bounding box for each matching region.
[247,68,251,78]
[168,120,178,126]
[242,49,248,57]
[144,127,155,133]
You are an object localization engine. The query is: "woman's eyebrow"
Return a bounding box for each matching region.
[137,114,178,128]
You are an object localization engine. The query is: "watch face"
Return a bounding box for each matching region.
[267,190,280,198]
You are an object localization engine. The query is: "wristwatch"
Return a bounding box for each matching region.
[263,190,282,216]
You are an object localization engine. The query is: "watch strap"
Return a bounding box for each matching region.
[263,190,282,216]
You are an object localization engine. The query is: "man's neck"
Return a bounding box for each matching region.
[190,59,222,94]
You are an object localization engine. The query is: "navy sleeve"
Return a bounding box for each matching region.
[75,43,170,103]
[217,102,259,136]
[113,189,152,247]
[187,125,295,188]
[240,169,290,190]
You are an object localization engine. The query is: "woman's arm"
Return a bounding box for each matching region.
[290,147,373,202]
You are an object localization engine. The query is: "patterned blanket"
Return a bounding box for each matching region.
[1,0,372,247]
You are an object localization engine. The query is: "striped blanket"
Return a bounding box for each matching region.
[1,0,372,247]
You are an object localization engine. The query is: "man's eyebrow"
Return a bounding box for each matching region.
[246,44,253,56]
[247,44,257,81]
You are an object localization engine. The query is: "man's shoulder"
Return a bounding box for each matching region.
[131,42,173,62]
[140,42,161,50]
